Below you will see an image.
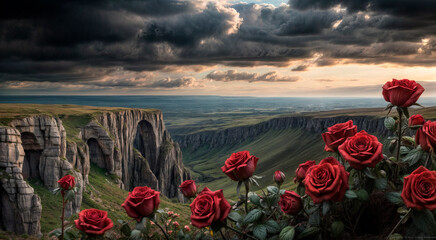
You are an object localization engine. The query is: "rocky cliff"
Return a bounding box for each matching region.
[174,115,389,151]
[0,108,190,235]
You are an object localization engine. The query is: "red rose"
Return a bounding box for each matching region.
[415,120,436,152]
[294,160,316,183]
[322,120,358,152]
[279,191,302,215]
[122,186,160,222]
[401,166,436,210]
[338,130,384,170]
[58,174,75,191]
[74,209,113,235]
[179,180,197,198]
[409,114,425,128]
[221,151,259,181]
[304,157,349,204]
[273,170,285,185]
[190,187,231,228]
[382,79,425,107]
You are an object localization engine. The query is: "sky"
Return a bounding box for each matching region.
[0,0,435,97]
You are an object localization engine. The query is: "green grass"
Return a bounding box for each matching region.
[183,128,330,199]
[28,163,190,238]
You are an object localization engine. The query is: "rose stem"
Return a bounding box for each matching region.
[243,181,249,213]
[424,152,432,169]
[153,220,170,240]
[394,107,403,180]
[386,208,411,239]
[218,228,227,240]
[60,191,65,240]
[225,225,257,240]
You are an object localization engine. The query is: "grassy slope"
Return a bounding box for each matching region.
[27,164,190,238]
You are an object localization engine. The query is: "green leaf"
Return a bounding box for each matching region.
[65,190,76,202]
[309,210,320,226]
[356,189,369,201]
[52,187,61,195]
[322,201,331,216]
[279,226,295,240]
[297,184,305,196]
[384,117,397,131]
[389,140,397,154]
[130,229,142,240]
[243,209,263,224]
[236,181,243,197]
[411,209,436,235]
[267,186,279,194]
[48,228,62,237]
[264,219,281,234]
[249,192,261,206]
[375,178,388,190]
[330,221,344,239]
[402,147,423,166]
[363,168,376,179]
[402,136,415,146]
[267,194,279,206]
[385,192,403,205]
[253,224,267,240]
[400,146,410,155]
[298,227,320,239]
[64,231,79,240]
[120,222,132,236]
[228,212,243,222]
[280,189,286,195]
[136,217,146,231]
[345,190,357,199]
[387,233,403,240]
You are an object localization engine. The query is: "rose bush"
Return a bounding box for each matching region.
[221,150,259,181]
[322,120,357,152]
[74,209,113,235]
[338,130,384,170]
[304,157,349,203]
[416,120,436,152]
[190,187,231,228]
[382,78,424,107]
[122,186,160,222]
[179,180,197,198]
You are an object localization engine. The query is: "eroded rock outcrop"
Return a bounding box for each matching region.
[0,127,42,236]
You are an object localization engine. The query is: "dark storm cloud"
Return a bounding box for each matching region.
[291,65,309,71]
[145,77,201,88]
[0,0,435,86]
[206,70,299,82]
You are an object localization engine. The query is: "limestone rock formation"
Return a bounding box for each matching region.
[0,127,42,236]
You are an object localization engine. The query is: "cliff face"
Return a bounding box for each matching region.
[174,116,389,151]
[0,108,190,235]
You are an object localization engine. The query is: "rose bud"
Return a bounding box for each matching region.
[75,209,114,235]
[408,114,425,129]
[294,160,316,183]
[279,191,302,215]
[221,151,259,181]
[184,225,191,232]
[415,120,436,152]
[382,78,425,108]
[173,221,180,228]
[122,186,160,222]
[338,130,384,170]
[322,120,358,152]
[190,187,231,228]
[274,170,285,185]
[58,174,76,191]
[401,166,436,210]
[179,180,197,198]
[304,157,349,204]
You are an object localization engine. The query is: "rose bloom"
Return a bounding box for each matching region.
[294,160,316,183]
[279,191,302,215]
[75,209,113,235]
[401,166,436,210]
[190,187,231,228]
[338,130,384,170]
[58,174,75,191]
[184,225,191,232]
[173,221,180,228]
[179,180,197,198]
[409,114,425,128]
[221,151,259,181]
[416,120,436,152]
[382,79,425,107]
[304,157,349,204]
[122,186,160,222]
[322,120,358,152]
[273,170,285,185]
